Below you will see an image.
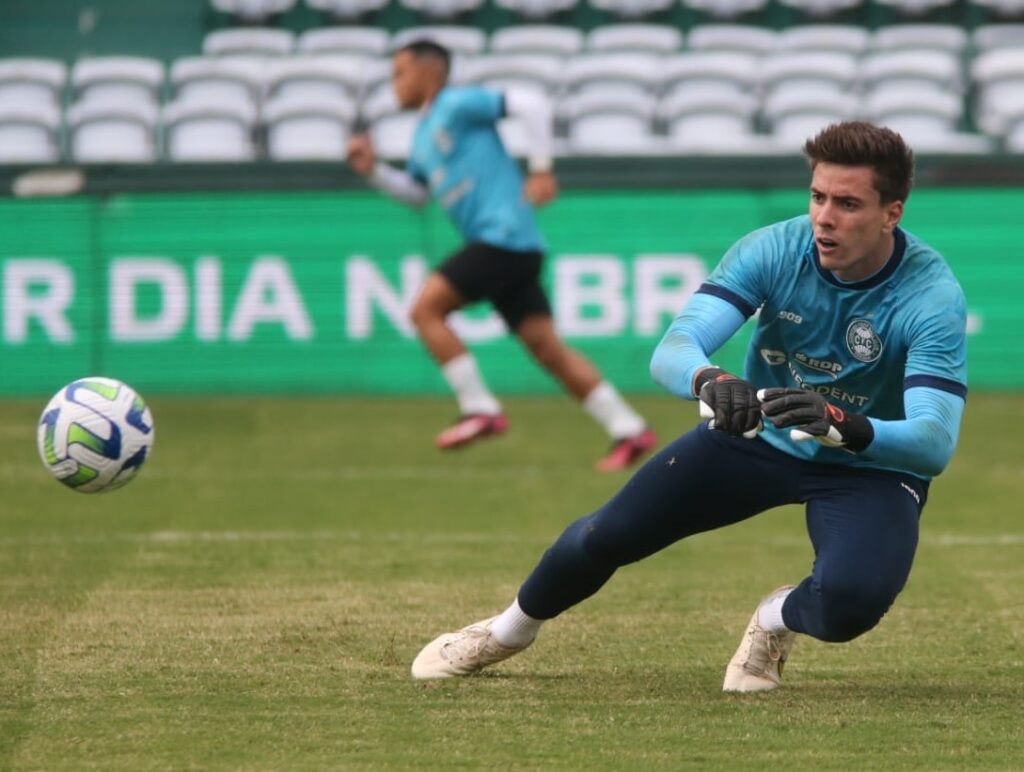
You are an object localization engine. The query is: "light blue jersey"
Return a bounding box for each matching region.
[406,86,544,252]
[651,215,968,477]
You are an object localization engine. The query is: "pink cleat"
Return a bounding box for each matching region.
[595,428,658,472]
[435,414,509,450]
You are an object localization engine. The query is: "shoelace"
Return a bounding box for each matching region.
[442,625,494,665]
[744,625,783,673]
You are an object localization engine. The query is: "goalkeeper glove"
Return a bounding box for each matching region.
[694,367,762,438]
[757,388,873,452]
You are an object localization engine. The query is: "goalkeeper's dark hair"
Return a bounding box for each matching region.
[397,39,451,80]
[804,121,914,204]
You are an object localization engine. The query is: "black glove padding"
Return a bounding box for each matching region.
[757,388,873,452]
[695,367,762,438]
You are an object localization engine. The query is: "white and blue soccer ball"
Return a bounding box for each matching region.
[37,377,155,493]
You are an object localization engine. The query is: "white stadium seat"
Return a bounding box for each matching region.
[587,0,675,19]
[494,0,579,18]
[661,51,760,96]
[399,0,485,18]
[68,98,159,162]
[265,55,368,102]
[264,92,356,160]
[390,27,487,57]
[764,88,860,151]
[971,48,1024,137]
[210,0,298,22]
[861,50,964,95]
[71,57,164,106]
[489,25,584,57]
[760,51,858,101]
[774,25,870,55]
[462,55,564,96]
[680,0,770,19]
[659,89,758,152]
[0,58,67,107]
[563,90,659,155]
[305,0,390,19]
[586,24,684,55]
[370,112,418,159]
[296,27,391,57]
[564,53,664,98]
[865,87,963,133]
[970,0,1024,17]
[170,56,265,108]
[0,100,62,163]
[163,94,258,161]
[686,24,777,56]
[870,24,968,56]
[972,24,1024,52]
[872,0,956,14]
[776,0,864,15]
[203,28,295,57]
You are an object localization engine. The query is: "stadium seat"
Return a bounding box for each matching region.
[587,0,675,20]
[775,0,864,16]
[264,92,356,159]
[686,24,777,55]
[680,0,770,19]
[764,88,859,150]
[972,24,1024,52]
[163,94,258,161]
[391,26,487,56]
[1003,113,1024,151]
[296,27,391,57]
[67,97,159,162]
[760,51,858,102]
[870,24,968,56]
[488,25,584,57]
[586,24,684,54]
[0,100,61,163]
[305,0,390,19]
[462,55,564,95]
[861,50,964,94]
[971,47,1024,136]
[0,58,67,107]
[564,90,660,154]
[564,53,663,98]
[370,112,418,158]
[865,87,963,134]
[774,25,870,55]
[969,0,1024,17]
[265,55,368,103]
[493,0,580,18]
[210,0,298,22]
[203,28,295,57]
[71,57,164,106]
[659,88,758,152]
[398,0,486,19]
[170,56,265,108]
[872,0,956,15]
[660,52,759,97]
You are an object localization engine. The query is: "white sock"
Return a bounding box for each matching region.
[582,381,646,439]
[757,588,794,634]
[490,598,543,648]
[441,353,502,417]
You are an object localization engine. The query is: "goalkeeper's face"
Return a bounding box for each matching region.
[809,162,904,283]
[392,51,444,110]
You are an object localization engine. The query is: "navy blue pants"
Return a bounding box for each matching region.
[519,422,929,643]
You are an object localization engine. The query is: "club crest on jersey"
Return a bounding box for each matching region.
[846,319,883,362]
[760,349,787,365]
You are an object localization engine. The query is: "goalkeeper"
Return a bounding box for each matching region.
[409,121,968,691]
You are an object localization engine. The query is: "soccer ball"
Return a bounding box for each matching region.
[37,377,155,493]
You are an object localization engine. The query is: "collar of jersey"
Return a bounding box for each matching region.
[813,227,906,291]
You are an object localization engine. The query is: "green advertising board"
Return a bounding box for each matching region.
[0,188,1020,396]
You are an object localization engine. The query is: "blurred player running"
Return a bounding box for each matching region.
[347,40,656,472]
[409,122,968,691]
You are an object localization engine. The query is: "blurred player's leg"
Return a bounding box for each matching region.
[514,314,655,471]
[410,273,505,449]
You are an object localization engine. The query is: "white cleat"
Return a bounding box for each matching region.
[723,585,798,693]
[411,616,531,680]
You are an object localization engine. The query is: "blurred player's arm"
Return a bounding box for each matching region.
[347,133,430,208]
[650,292,763,437]
[503,89,557,206]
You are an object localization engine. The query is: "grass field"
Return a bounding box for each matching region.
[1,392,1022,770]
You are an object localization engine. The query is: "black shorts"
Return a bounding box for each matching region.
[436,241,552,331]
